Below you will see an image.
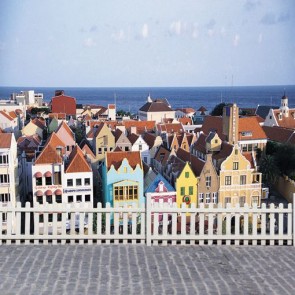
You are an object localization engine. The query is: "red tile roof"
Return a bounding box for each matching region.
[0,110,13,121]
[175,108,196,114]
[80,143,95,159]
[178,117,192,125]
[8,111,17,119]
[108,104,116,109]
[65,145,92,173]
[51,95,76,116]
[32,118,46,130]
[142,133,157,149]
[0,133,12,148]
[49,113,66,120]
[242,152,255,169]
[273,109,295,128]
[200,116,225,139]
[123,120,156,132]
[238,117,267,140]
[106,151,142,170]
[128,133,139,145]
[262,126,294,144]
[157,123,184,134]
[139,101,173,112]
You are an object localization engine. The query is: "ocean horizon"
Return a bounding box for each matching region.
[0,85,294,114]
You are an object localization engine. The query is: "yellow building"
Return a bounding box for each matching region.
[175,162,198,208]
[219,144,262,207]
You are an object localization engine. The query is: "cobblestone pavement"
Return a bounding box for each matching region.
[0,245,294,295]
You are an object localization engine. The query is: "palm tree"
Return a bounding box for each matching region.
[259,155,279,188]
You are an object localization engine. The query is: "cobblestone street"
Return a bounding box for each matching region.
[0,245,294,295]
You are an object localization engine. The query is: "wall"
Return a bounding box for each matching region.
[275,176,295,203]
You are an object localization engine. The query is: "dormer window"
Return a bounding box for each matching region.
[278,114,282,120]
[241,131,252,137]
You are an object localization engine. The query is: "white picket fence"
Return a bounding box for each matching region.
[0,196,294,246]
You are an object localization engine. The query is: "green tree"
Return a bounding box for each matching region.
[265,141,279,156]
[210,103,227,116]
[273,143,295,177]
[259,154,279,187]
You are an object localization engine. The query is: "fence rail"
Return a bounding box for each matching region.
[0,195,294,246]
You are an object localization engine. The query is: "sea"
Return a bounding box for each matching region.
[0,85,294,114]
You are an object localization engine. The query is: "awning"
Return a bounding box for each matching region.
[44,171,52,177]
[45,190,52,196]
[36,190,43,197]
[34,172,42,178]
[55,189,62,195]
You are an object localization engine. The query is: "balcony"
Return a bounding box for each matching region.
[220,182,261,192]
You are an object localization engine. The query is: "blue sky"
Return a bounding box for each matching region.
[0,0,294,87]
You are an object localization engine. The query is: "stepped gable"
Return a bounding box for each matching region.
[0,133,12,148]
[128,133,139,145]
[0,110,13,121]
[106,151,142,170]
[238,116,267,140]
[262,126,294,144]
[139,100,173,112]
[35,132,66,164]
[142,132,156,149]
[65,145,91,173]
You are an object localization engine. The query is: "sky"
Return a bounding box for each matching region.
[0,0,294,87]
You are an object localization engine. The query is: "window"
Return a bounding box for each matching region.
[205,176,211,187]
[189,186,193,195]
[233,162,239,170]
[241,131,252,137]
[242,145,247,152]
[67,146,70,151]
[185,172,189,178]
[85,195,91,202]
[248,144,253,151]
[67,179,73,187]
[0,175,10,185]
[123,167,127,173]
[139,144,142,151]
[56,195,62,203]
[205,193,210,203]
[0,155,8,165]
[68,196,73,203]
[212,192,218,203]
[37,196,43,204]
[57,213,62,221]
[46,195,52,204]
[125,147,129,151]
[98,148,102,154]
[239,196,246,207]
[36,177,42,186]
[114,185,139,201]
[0,193,10,203]
[215,139,218,144]
[251,196,259,206]
[85,178,90,185]
[199,193,204,203]
[225,176,231,185]
[45,177,52,185]
[225,197,231,205]
[76,179,82,186]
[180,187,185,196]
[54,172,61,185]
[240,175,246,185]
[143,157,147,163]
[235,149,238,155]
[77,195,82,202]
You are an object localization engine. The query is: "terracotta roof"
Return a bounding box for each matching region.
[200,116,225,139]
[176,148,191,162]
[128,133,139,145]
[242,152,255,169]
[0,133,12,148]
[0,110,13,121]
[238,117,267,140]
[154,146,170,164]
[65,145,92,173]
[32,118,46,130]
[123,120,156,132]
[178,117,192,125]
[8,111,17,119]
[80,142,95,159]
[106,151,142,170]
[139,101,173,112]
[262,126,294,144]
[35,132,66,164]
[108,104,116,109]
[113,129,123,142]
[95,106,108,116]
[157,123,184,134]
[212,142,233,161]
[175,108,196,114]
[273,109,295,128]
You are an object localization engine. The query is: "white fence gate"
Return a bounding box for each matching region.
[0,195,294,246]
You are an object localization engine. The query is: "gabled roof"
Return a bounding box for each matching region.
[128,133,139,145]
[192,132,207,154]
[238,117,267,140]
[255,105,279,119]
[190,155,206,177]
[35,132,66,164]
[154,146,170,164]
[176,148,191,162]
[106,151,142,170]
[0,133,12,148]
[113,129,123,142]
[157,123,184,134]
[272,109,295,128]
[212,141,233,161]
[65,145,92,173]
[80,141,95,159]
[262,126,294,144]
[242,152,255,169]
[32,118,46,130]
[123,120,156,133]
[56,120,75,140]
[145,173,175,194]
[197,106,207,112]
[175,108,196,114]
[178,117,192,125]
[200,116,225,140]
[139,101,173,112]
[0,110,13,121]
[142,132,157,149]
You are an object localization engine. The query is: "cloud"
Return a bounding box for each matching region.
[244,0,260,11]
[90,25,97,32]
[169,20,187,36]
[141,24,149,39]
[84,38,96,47]
[233,34,240,47]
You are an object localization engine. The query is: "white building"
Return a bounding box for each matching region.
[12,90,43,107]
[128,133,150,165]
[0,133,19,217]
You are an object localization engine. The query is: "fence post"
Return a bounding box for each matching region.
[293,193,295,247]
[146,194,152,246]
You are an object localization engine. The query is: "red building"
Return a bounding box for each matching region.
[50,91,76,118]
